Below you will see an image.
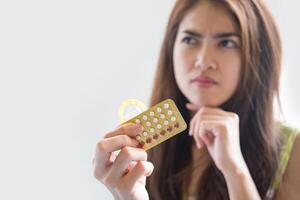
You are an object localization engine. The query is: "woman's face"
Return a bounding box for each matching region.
[173,1,242,107]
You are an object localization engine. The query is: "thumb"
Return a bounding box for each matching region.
[185,103,202,111]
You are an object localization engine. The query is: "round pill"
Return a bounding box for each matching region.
[167,110,173,115]
[142,115,147,120]
[146,122,151,127]
[171,116,176,121]
[138,141,145,148]
[149,111,155,116]
[150,128,155,133]
[157,107,162,113]
[164,120,169,125]
[143,131,148,136]
[164,103,169,109]
[135,119,141,124]
[157,124,162,129]
[160,130,166,136]
[146,138,152,143]
[136,135,141,140]
[153,118,158,123]
[160,114,165,119]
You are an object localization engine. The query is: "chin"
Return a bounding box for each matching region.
[189,97,223,107]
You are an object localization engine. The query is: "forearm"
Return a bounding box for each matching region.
[223,162,261,200]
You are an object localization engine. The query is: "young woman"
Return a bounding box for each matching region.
[93,0,300,199]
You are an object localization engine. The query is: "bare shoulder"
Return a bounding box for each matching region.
[275,132,300,200]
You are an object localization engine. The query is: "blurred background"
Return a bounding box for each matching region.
[0,0,299,199]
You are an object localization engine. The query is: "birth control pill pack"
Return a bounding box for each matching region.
[123,99,187,151]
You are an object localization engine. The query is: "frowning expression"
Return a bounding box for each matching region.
[173,1,242,107]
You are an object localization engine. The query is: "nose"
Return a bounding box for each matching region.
[194,44,217,70]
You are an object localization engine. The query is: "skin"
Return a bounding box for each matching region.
[174,1,261,200]
[173,0,243,165]
[94,1,262,200]
[93,123,153,200]
[173,1,242,107]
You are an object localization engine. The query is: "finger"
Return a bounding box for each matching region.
[190,114,225,136]
[94,135,139,171]
[97,134,139,155]
[197,106,228,116]
[194,114,227,122]
[105,146,148,183]
[199,120,227,142]
[194,117,205,149]
[123,161,138,175]
[123,161,154,188]
[202,131,215,145]
[104,123,144,139]
[199,109,239,128]
[194,113,236,136]
[188,115,196,136]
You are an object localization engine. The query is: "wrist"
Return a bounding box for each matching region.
[222,156,249,179]
[221,158,261,200]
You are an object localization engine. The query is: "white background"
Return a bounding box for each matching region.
[0,1,299,200]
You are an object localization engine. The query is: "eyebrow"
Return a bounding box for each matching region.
[182,30,240,39]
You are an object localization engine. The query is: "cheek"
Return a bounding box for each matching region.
[220,55,241,93]
[173,46,194,75]
[173,47,193,93]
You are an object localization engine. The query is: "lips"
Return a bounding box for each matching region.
[191,75,217,83]
[191,75,218,88]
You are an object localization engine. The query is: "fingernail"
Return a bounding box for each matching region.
[145,169,153,176]
[188,129,192,136]
[144,163,154,176]
[185,103,191,110]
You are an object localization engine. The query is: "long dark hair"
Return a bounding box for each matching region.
[146,0,282,199]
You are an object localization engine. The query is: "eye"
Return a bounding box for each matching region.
[219,39,237,48]
[181,36,197,45]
